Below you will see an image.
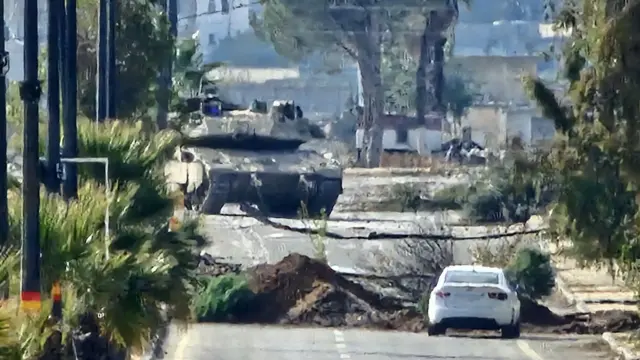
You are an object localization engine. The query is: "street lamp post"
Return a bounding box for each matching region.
[60,157,111,258]
[20,0,43,314]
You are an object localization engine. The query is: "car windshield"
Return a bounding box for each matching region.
[444,270,500,284]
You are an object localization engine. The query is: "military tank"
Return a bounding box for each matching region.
[165,100,343,218]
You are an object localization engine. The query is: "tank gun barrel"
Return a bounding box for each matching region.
[180,133,305,151]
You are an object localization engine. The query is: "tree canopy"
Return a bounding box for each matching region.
[252,0,459,166]
[525,0,640,276]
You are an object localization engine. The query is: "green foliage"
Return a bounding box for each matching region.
[523,0,640,275]
[505,248,555,301]
[1,120,203,356]
[471,239,555,301]
[433,157,557,223]
[76,0,173,121]
[173,35,226,96]
[390,183,423,213]
[381,44,475,117]
[192,274,255,322]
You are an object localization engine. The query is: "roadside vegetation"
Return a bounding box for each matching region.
[0,120,205,359]
[382,152,557,224]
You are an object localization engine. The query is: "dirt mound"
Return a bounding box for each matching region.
[232,253,639,334]
[520,297,640,334]
[244,253,416,330]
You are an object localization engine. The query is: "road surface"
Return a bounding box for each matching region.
[200,205,541,271]
[163,324,616,360]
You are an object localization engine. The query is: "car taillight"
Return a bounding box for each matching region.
[436,291,450,298]
[488,292,508,300]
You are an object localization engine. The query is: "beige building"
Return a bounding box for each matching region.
[450,104,555,149]
[355,114,443,155]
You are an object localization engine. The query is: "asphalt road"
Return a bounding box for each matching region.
[200,205,542,271]
[174,126,608,360]
[163,324,617,360]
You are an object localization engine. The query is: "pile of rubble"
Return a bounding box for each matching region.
[217,253,640,334]
[197,252,243,277]
[241,253,426,331]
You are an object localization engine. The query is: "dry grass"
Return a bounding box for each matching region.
[380,152,437,168]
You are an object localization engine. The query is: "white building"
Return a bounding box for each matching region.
[455,104,555,148]
[355,114,442,155]
[178,0,253,60]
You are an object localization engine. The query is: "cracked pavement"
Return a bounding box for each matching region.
[165,173,616,360]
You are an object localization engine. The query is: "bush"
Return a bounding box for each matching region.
[431,183,473,209]
[505,247,555,301]
[465,181,534,223]
[192,274,256,322]
[471,238,555,301]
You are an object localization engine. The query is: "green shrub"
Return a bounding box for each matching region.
[431,183,474,209]
[192,274,255,322]
[505,247,555,301]
[466,182,534,223]
[390,183,423,212]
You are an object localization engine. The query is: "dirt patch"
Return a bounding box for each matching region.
[214,253,640,334]
[521,297,640,334]
[241,253,421,331]
[197,253,243,277]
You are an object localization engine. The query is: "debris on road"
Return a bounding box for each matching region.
[521,297,640,334]
[194,252,640,334]
[197,252,243,277]
[242,253,425,331]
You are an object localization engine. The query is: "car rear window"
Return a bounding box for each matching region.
[444,270,500,284]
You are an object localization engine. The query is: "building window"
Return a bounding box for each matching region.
[208,0,216,13]
[208,33,216,45]
[396,129,408,144]
[221,0,229,14]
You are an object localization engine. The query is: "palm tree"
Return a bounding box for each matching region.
[1,120,205,359]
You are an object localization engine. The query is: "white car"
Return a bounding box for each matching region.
[427,265,521,338]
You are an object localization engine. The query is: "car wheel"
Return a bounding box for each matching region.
[427,324,446,336]
[500,321,521,339]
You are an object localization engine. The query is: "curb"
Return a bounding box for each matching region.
[549,262,589,313]
[541,242,638,359]
[602,332,640,360]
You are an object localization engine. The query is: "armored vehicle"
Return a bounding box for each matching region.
[165,100,343,218]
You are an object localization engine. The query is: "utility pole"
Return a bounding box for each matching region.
[96,0,107,122]
[46,0,61,194]
[106,0,116,119]
[20,0,42,313]
[58,0,66,103]
[62,0,78,200]
[168,0,177,50]
[155,0,176,130]
[0,5,9,247]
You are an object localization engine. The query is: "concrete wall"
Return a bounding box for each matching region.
[456,105,555,148]
[355,128,441,154]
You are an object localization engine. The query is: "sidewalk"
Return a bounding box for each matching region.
[546,242,637,313]
[544,241,640,360]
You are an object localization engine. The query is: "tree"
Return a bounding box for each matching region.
[0,120,204,359]
[251,0,385,167]
[76,0,173,121]
[251,0,457,167]
[524,0,640,276]
[173,34,226,98]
